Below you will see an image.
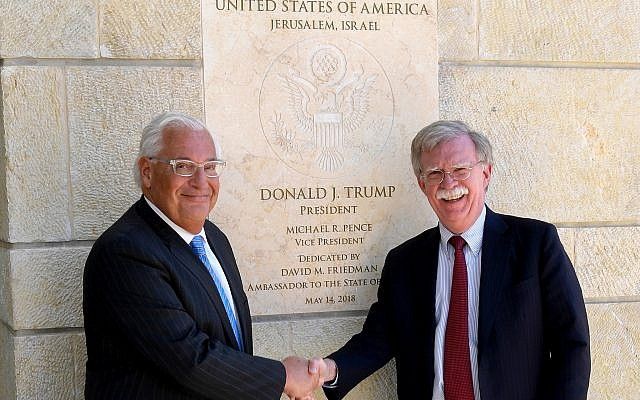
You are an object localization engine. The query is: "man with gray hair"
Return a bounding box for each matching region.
[314,120,590,399]
[83,111,323,399]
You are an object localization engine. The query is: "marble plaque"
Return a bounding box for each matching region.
[203,0,438,315]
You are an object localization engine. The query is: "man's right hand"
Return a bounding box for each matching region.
[282,356,338,399]
[282,356,321,399]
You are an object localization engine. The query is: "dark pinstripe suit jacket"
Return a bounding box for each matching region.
[324,208,590,400]
[83,197,285,399]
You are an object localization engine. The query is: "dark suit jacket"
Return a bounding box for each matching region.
[83,197,285,399]
[325,208,590,400]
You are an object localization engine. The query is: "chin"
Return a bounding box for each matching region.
[182,205,211,218]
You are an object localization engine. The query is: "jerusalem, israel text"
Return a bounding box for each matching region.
[270,19,380,30]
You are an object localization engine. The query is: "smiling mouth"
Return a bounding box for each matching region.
[183,194,210,200]
[436,186,468,201]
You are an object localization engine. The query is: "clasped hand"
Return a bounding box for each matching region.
[282,356,336,400]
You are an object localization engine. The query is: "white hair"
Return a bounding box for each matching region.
[133,111,222,188]
[410,120,493,177]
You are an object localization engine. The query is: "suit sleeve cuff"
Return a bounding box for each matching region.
[322,364,339,388]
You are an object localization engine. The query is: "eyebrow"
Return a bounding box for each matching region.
[170,157,219,161]
[425,162,476,171]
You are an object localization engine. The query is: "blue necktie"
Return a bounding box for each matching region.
[190,235,244,351]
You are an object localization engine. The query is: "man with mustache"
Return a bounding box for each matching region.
[83,112,322,399]
[314,120,590,399]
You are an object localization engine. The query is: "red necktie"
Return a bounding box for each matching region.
[444,235,475,400]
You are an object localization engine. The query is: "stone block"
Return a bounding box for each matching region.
[72,334,87,400]
[0,323,16,400]
[252,319,294,358]
[66,66,203,239]
[0,83,7,242]
[587,302,640,399]
[440,65,640,224]
[253,316,397,399]
[438,0,477,60]
[13,333,80,399]
[0,0,97,58]
[575,227,640,300]
[100,0,200,59]
[0,67,72,243]
[479,1,640,63]
[557,227,575,265]
[7,247,88,330]
[0,248,11,325]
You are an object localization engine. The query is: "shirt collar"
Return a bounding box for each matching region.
[144,196,206,245]
[438,205,486,255]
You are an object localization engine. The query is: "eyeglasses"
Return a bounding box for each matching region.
[149,158,226,178]
[420,161,484,185]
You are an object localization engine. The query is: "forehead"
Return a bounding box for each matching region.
[160,127,216,158]
[420,135,477,168]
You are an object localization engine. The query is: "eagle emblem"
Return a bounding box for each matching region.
[259,38,394,178]
[278,45,377,171]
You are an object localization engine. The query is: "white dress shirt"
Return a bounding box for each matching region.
[432,206,486,400]
[144,197,239,321]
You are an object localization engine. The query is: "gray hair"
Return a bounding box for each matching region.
[133,111,221,187]
[410,120,493,177]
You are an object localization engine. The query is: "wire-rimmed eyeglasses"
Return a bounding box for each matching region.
[149,158,226,178]
[419,161,484,185]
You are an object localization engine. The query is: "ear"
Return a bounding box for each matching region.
[417,175,429,196]
[138,157,152,189]
[482,163,493,189]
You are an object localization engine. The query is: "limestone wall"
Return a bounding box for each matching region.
[0,1,638,399]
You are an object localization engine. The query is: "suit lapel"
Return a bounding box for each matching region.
[169,238,240,347]
[477,208,511,362]
[135,198,241,350]
[204,222,251,352]
[409,227,440,379]
[422,228,440,332]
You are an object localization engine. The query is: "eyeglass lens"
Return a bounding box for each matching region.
[173,160,223,177]
[425,167,472,184]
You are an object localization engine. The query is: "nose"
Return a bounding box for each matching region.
[440,171,457,188]
[190,165,209,187]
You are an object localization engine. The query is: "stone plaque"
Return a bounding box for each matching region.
[203,0,438,315]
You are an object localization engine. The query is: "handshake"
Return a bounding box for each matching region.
[281,356,337,400]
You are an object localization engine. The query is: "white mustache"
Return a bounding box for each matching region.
[436,186,468,200]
